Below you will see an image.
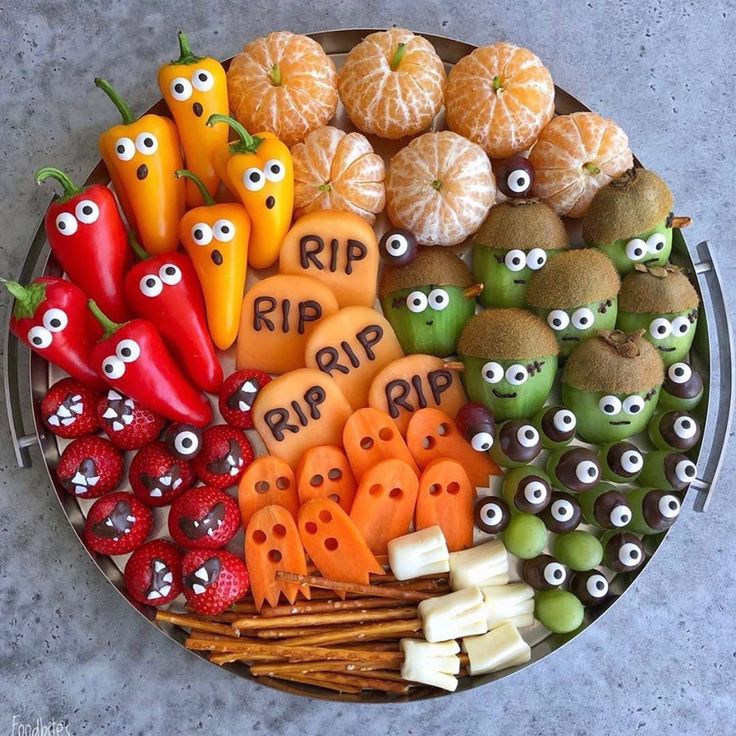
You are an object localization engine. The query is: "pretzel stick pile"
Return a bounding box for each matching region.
[155,570,460,695]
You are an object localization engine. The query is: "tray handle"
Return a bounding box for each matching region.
[688,240,734,512]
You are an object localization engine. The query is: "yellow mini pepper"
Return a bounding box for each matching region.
[207,114,294,270]
[176,169,250,351]
[158,32,229,208]
[95,78,185,255]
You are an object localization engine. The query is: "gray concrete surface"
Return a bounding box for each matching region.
[1,1,735,734]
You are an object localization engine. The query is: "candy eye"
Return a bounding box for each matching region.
[547,310,570,331]
[116,338,141,363]
[551,499,574,521]
[675,459,697,483]
[471,432,493,452]
[658,494,681,519]
[504,249,526,272]
[646,232,667,253]
[139,274,163,297]
[191,222,213,246]
[622,395,645,415]
[191,68,214,92]
[479,499,503,527]
[586,574,608,599]
[27,325,52,349]
[620,450,643,473]
[668,362,691,384]
[610,505,632,527]
[263,159,286,182]
[75,199,99,224]
[42,308,68,333]
[526,247,547,271]
[213,219,236,243]
[175,430,200,457]
[428,288,449,311]
[552,409,576,433]
[599,395,622,416]
[159,263,182,286]
[670,316,691,336]
[618,542,642,567]
[406,291,428,313]
[517,425,539,448]
[575,460,599,484]
[571,307,594,330]
[481,361,504,384]
[135,132,159,155]
[102,355,125,379]
[55,211,78,236]
[170,76,193,101]
[506,364,528,386]
[506,168,532,195]
[673,415,697,440]
[625,238,647,261]
[523,479,547,504]
[384,233,409,257]
[114,137,135,161]
[543,562,566,586]
[649,317,672,339]
[243,167,265,191]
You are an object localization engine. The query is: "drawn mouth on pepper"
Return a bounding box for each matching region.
[492,390,518,399]
[179,503,226,540]
[146,559,174,601]
[265,196,276,210]
[192,102,203,118]
[62,457,101,496]
[185,557,222,595]
[47,392,84,427]
[136,164,148,180]
[141,467,184,499]
[211,249,224,266]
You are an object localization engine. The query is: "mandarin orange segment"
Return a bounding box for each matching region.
[386,131,496,246]
[445,42,555,159]
[227,31,338,147]
[338,28,446,140]
[529,111,633,218]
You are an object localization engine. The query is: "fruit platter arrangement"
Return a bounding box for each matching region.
[3,28,732,701]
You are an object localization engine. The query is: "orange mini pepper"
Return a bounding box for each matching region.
[95,78,185,255]
[157,31,229,208]
[207,114,294,270]
[176,169,250,351]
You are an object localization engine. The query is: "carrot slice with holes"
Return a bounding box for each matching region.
[245,504,310,610]
[416,458,475,552]
[238,456,299,525]
[296,445,357,513]
[349,458,420,554]
[406,407,502,489]
[298,498,384,598]
[342,407,419,481]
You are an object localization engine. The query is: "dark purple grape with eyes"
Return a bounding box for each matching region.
[497,155,535,199]
[379,228,418,266]
[456,402,496,452]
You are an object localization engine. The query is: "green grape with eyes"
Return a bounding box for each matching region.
[471,200,569,308]
[561,330,664,443]
[379,250,480,357]
[582,168,688,275]
[526,249,620,357]
[458,309,559,421]
[616,265,699,366]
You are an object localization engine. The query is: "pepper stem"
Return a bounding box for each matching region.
[94,78,136,125]
[175,169,215,205]
[206,113,263,154]
[2,278,46,319]
[128,233,149,261]
[88,300,124,338]
[390,43,407,71]
[270,64,282,86]
[35,167,82,198]
[583,162,601,175]
[174,30,201,64]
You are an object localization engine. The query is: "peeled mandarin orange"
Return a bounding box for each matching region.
[227,31,338,147]
[291,126,386,223]
[386,131,496,246]
[445,42,555,159]
[338,28,446,139]
[529,111,634,218]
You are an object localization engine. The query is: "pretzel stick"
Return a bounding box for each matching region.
[185,637,269,652]
[261,672,363,694]
[184,608,242,623]
[276,572,434,601]
[258,597,401,618]
[232,606,417,631]
[256,626,344,640]
[306,672,411,694]
[156,611,240,638]
[324,641,402,652]
[279,619,422,648]
[249,660,403,676]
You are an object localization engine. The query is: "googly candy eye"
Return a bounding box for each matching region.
[213,219,235,243]
[42,308,68,333]
[27,325,52,349]
[609,504,632,528]
[658,494,681,519]
[243,167,265,192]
[543,561,566,587]
[517,425,539,448]
[135,132,158,155]
[674,458,696,483]
[159,263,182,286]
[649,317,672,339]
[473,496,510,534]
[618,541,642,567]
[646,232,667,254]
[670,315,691,336]
[55,211,78,236]
[667,362,692,384]
[504,249,526,272]
[587,573,609,598]
[571,307,594,330]
[604,532,644,572]
[551,498,574,521]
[378,228,418,266]
[481,361,504,384]
[526,247,547,271]
[552,409,576,433]
[406,291,428,313]
[75,199,100,224]
[165,423,204,460]
[506,167,532,195]
[170,76,193,101]
[506,364,528,386]
[191,222,213,246]
[191,68,214,92]
[456,403,495,451]
[522,554,564,591]
[575,460,599,484]
[547,309,570,331]
[523,479,548,505]
[471,432,493,452]
[114,137,135,161]
[625,238,647,261]
[541,491,582,534]
[622,395,645,415]
[496,155,535,198]
[673,415,697,440]
[263,159,286,182]
[139,274,163,297]
[116,339,141,363]
[620,449,643,474]
[599,395,622,416]
[102,355,126,379]
[427,288,449,311]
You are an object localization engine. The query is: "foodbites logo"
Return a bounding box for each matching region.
[10,715,71,736]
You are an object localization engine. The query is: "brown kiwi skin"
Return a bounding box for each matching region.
[618,266,699,314]
[378,248,474,299]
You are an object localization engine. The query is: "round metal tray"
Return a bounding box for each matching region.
[3,28,733,702]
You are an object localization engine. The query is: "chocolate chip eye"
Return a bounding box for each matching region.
[620,450,643,473]
[552,409,576,433]
[674,416,697,439]
[619,542,642,566]
[658,494,681,519]
[517,425,539,448]
[575,460,599,484]
[551,499,573,521]
[543,562,566,586]
[675,459,697,482]
[668,362,691,384]
[586,573,608,598]
[609,505,632,528]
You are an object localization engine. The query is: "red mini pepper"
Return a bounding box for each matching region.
[88,301,213,427]
[4,277,105,389]
[36,166,131,322]
[123,240,223,394]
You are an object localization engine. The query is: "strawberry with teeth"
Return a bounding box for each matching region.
[97,389,166,450]
[124,539,183,607]
[56,435,123,498]
[182,549,249,616]
[192,424,253,488]
[129,442,194,507]
[168,485,240,549]
[83,491,153,555]
[218,369,271,429]
[41,378,100,439]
